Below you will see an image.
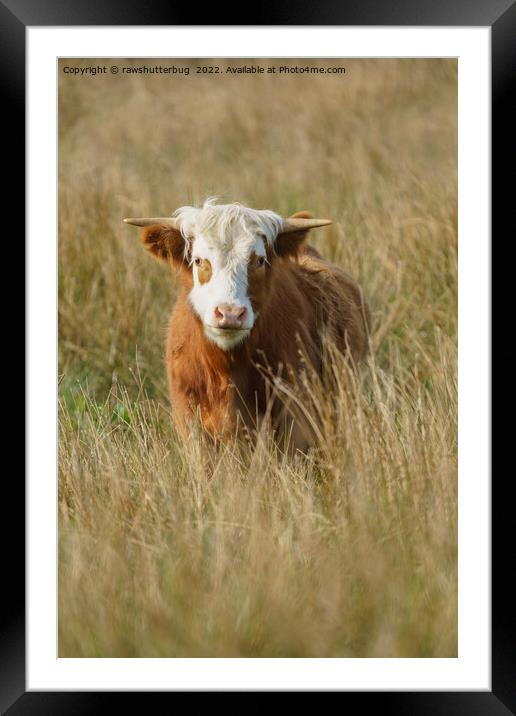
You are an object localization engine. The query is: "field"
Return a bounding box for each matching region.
[58,59,457,657]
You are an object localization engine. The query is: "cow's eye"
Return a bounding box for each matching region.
[194,257,201,266]
[257,256,266,267]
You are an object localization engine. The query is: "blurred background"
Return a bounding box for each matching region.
[58,59,457,658]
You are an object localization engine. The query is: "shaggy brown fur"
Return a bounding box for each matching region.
[141,213,371,451]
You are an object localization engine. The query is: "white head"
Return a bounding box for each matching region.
[124,198,332,351]
[174,199,282,349]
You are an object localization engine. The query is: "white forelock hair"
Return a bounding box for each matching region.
[172,197,284,259]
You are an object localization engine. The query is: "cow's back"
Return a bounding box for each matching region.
[297,245,371,363]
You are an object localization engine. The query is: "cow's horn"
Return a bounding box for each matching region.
[123,217,180,229]
[280,218,332,233]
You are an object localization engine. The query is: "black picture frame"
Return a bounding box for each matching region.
[6,1,510,712]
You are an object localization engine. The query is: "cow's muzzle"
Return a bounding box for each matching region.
[213,303,248,329]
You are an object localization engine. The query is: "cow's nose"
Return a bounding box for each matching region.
[214,304,247,328]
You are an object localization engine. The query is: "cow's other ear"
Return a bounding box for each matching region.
[140,224,187,264]
[275,211,314,258]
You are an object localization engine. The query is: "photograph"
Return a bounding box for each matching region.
[58,57,458,658]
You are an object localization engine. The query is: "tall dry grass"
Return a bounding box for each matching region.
[58,58,457,657]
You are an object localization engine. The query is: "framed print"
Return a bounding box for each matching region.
[6,0,511,711]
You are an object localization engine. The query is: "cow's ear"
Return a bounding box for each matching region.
[140,224,187,265]
[275,211,313,258]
